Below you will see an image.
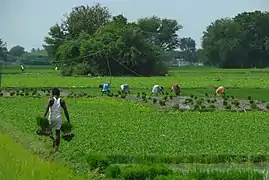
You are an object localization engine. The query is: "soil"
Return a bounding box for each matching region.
[1,88,268,112]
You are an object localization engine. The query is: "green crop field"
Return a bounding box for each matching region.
[1,66,269,179]
[0,133,85,180]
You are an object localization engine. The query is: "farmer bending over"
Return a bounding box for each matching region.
[99,82,111,95]
[150,85,164,96]
[215,86,225,96]
[44,88,70,150]
[170,83,181,96]
[120,84,130,94]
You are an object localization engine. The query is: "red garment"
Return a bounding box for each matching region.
[173,84,180,90]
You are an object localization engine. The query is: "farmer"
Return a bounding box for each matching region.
[44,88,70,150]
[99,82,111,95]
[215,86,225,96]
[170,83,181,96]
[120,84,130,94]
[150,85,164,96]
[20,64,24,73]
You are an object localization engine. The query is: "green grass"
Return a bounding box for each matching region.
[0,133,84,180]
[3,66,269,88]
[1,97,269,165]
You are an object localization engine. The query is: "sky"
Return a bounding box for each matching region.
[0,0,269,51]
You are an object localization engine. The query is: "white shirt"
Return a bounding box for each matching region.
[20,65,24,70]
[120,84,129,90]
[152,85,160,94]
[48,97,62,121]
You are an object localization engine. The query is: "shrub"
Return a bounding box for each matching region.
[231,96,235,99]
[249,100,254,104]
[223,101,228,106]
[0,92,3,97]
[209,104,216,109]
[266,103,269,109]
[153,98,157,104]
[207,99,211,103]
[169,95,173,100]
[248,96,252,100]
[136,93,140,98]
[205,93,209,97]
[163,96,168,101]
[190,94,194,98]
[121,94,126,99]
[194,96,198,100]
[86,155,109,172]
[148,96,152,100]
[10,91,15,96]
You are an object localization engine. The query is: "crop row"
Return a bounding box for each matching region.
[1,97,269,164]
[3,71,269,88]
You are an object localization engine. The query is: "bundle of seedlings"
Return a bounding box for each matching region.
[36,116,51,136]
[61,122,74,141]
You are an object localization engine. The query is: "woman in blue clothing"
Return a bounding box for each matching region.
[99,82,111,95]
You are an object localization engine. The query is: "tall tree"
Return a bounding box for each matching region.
[137,16,182,51]
[63,3,111,38]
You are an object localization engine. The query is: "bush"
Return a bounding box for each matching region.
[205,93,208,97]
[105,165,121,178]
[121,94,126,99]
[249,100,254,104]
[223,101,228,106]
[137,93,141,98]
[266,103,269,109]
[0,92,3,97]
[86,155,109,172]
[152,98,157,104]
[248,96,252,100]
[250,103,257,109]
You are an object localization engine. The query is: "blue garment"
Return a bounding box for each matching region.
[102,83,110,91]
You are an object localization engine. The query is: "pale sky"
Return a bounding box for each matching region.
[1,0,268,51]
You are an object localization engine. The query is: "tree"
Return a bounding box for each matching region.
[201,11,269,68]
[9,45,25,57]
[57,15,167,76]
[63,3,111,39]
[137,16,182,51]
[21,49,51,65]
[43,23,66,59]
[0,38,7,59]
[178,37,197,63]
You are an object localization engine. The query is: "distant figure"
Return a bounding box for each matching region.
[150,85,164,96]
[55,67,59,71]
[120,84,130,94]
[20,64,24,73]
[215,86,225,96]
[99,82,111,95]
[170,83,181,96]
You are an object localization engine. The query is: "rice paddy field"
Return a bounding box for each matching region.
[1,65,269,179]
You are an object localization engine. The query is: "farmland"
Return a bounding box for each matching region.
[1,66,269,179]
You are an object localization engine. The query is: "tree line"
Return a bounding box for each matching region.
[0,41,51,65]
[200,11,269,68]
[43,3,198,76]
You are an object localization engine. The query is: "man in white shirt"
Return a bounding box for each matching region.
[120,84,130,94]
[150,85,164,96]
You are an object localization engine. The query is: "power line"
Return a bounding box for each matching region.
[5,50,144,77]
